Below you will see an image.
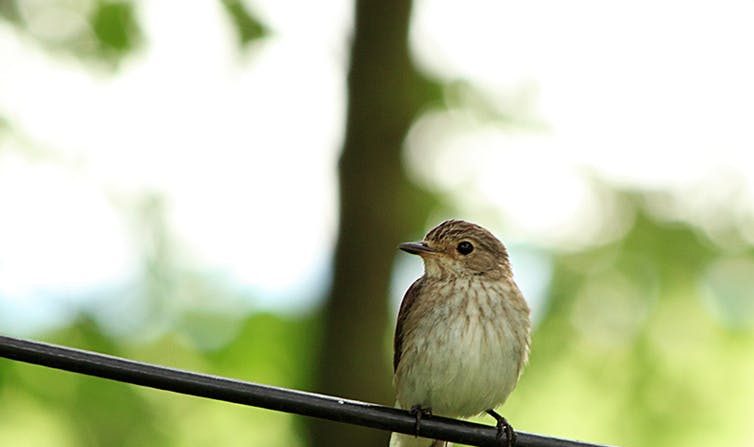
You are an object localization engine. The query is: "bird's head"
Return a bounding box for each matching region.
[399,219,511,279]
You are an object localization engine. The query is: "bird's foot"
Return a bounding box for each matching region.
[409,405,433,436]
[486,409,516,447]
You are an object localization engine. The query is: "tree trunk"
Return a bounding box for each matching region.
[308,0,435,446]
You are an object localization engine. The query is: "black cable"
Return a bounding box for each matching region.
[0,335,611,447]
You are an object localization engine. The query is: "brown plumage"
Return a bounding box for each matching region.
[390,220,531,447]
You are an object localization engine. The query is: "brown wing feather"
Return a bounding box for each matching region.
[393,277,424,372]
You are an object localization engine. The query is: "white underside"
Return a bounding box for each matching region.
[394,280,524,418]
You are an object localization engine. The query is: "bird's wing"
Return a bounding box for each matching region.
[394,277,424,373]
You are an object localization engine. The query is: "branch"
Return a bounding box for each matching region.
[0,335,612,447]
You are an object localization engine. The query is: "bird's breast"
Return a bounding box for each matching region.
[394,277,530,417]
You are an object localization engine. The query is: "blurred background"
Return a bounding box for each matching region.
[1,0,754,446]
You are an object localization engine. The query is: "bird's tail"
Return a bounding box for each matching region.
[389,432,447,447]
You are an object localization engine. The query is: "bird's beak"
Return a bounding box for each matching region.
[398,241,436,255]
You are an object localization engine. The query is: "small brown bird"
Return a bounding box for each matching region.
[390,220,531,447]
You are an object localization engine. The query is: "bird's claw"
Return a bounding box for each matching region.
[409,405,433,436]
[486,409,516,447]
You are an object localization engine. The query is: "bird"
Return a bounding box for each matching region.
[390,219,531,447]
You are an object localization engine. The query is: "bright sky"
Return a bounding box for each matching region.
[1,0,754,334]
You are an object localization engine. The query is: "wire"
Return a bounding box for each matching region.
[0,335,611,447]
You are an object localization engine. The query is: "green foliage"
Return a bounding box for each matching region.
[3,197,752,447]
[91,1,140,58]
[497,203,754,447]
[220,0,268,48]
[0,313,320,447]
[0,0,141,66]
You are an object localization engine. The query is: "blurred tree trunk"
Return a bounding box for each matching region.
[308,0,436,446]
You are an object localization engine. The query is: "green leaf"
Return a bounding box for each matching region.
[91,1,140,55]
[220,0,268,48]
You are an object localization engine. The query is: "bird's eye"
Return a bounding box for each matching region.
[456,241,474,255]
